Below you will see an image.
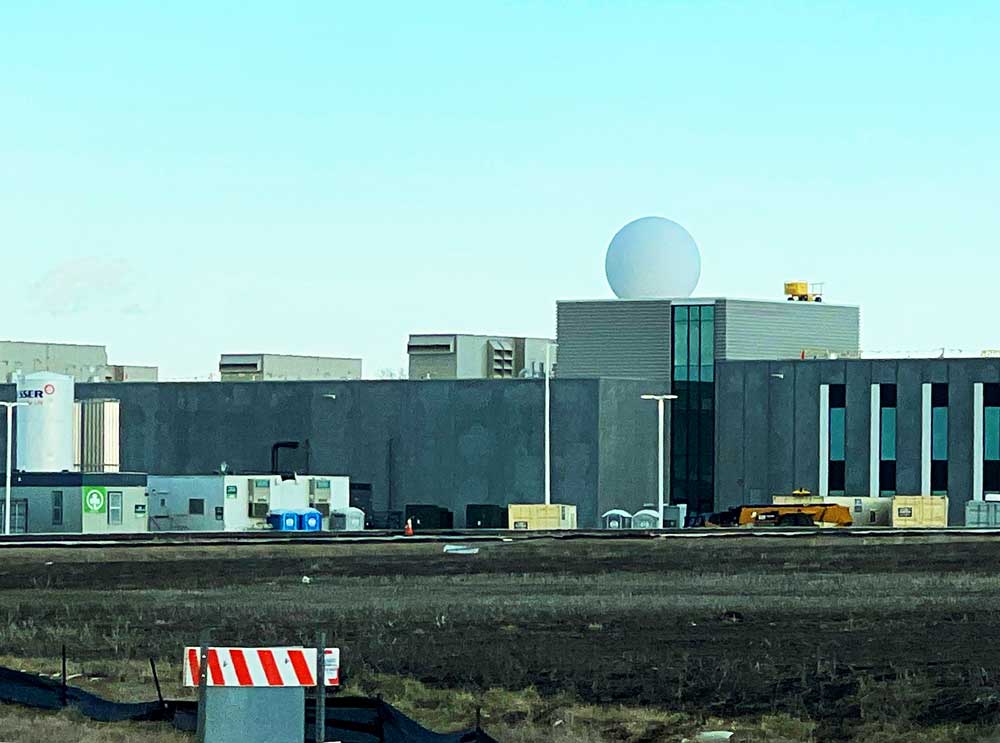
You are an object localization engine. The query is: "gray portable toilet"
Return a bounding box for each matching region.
[330,507,365,531]
[631,508,660,529]
[601,509,633,529]
[662,504,688,528]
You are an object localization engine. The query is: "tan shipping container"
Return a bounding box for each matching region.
[508,504,577,530]
[891,495,948,528]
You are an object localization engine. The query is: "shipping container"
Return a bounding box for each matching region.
[891,495,948,528]
[966,501,1000,527]
[772,494,891,526]
[466,504,508,529]
[508,504,577,530]
[405,504,454,529]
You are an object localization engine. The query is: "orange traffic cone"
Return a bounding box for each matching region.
[404,518,414,537]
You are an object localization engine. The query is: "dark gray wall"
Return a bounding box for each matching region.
[596,379,662,519]
[715,358,1000,524]
[0,379,656,529]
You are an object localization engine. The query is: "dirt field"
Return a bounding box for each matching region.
[2,535,1000,741]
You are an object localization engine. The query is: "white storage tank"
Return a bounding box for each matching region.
[15,372,75,472]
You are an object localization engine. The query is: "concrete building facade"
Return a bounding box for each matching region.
[715,357,1000,525]
[0,379,661,529]
[219,354,362,382]
[557,297,860,515]
[0,341,157,383]
[407,334,557,380]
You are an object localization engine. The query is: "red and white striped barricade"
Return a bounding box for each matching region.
[183,646,340,688]
[183,646,340,743]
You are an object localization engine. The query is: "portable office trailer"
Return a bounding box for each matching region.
[0,472,147,535]
[147,474,349,531]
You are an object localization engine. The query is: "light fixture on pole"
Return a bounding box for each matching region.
[640,393,678,529]
[0,401,27,535]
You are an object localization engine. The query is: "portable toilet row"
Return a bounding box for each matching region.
[602,505,688,529]
[267,508,324,532]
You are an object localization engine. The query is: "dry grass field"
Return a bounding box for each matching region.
[2,535,1000,741]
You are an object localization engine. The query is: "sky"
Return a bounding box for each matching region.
[2,1,998,379]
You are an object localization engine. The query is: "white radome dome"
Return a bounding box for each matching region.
[605,216,701,299]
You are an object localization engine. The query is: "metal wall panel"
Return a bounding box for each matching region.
[718,300,860,361]
[556,300,672,381]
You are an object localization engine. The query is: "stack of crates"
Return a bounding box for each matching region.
[508,504,577,530]
[891,496,948,528]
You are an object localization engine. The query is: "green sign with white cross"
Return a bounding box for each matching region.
[83,487,107,514]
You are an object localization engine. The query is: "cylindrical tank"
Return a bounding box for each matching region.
[15,372,75,472]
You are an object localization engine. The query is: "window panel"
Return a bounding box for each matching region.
[830,408,846,461]
[986,407,1000,461]
[879,461,897,495]
[880,408,896,461]
[931,460,948,494]
[108,492,123,526]
[51,491,63,527]
[688,317,700,378]
[829,384,846,409]
[673,308,689,369]
[189,498,206,516]
[931,407,948,461]
[931,383,948,407]
[700,314,714,366]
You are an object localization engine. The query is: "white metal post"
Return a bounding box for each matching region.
[657,398,665,528]
[544,344,551,506]
[1,402,26,536]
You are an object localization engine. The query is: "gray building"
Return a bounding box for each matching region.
[0,472,148,534]
[0,379,659,529]
[219,354,362,381]
[716,357,1000,525]
[557,297,860,515]
[0,341,157,383]
[408,334,556,380]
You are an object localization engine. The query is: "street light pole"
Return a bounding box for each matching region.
[640,394,678,528]
[544,344,552,506]
[1,402,27,535]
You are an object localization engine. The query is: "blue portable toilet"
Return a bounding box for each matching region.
[295,508,323,532]
[267,510,299,531]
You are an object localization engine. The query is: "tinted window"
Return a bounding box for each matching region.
[189,498,206,516]
[880,408,896,461]
[51,491,63,526]
[830,408,846,461]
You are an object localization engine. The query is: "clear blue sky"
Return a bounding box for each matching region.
[3,1,998,379]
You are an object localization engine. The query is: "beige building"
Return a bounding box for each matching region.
[407,334,557,380]
[0,341,157,383]
[219,354,362,381]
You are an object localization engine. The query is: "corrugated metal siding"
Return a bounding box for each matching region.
[556,301,672,380]
[718,300,859,360]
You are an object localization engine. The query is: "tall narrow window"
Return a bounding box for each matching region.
[879,384,897,495]
[931,383,948,494]
[671,304,715,516]
[985,384,1000,494]
[828,384,846,495]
